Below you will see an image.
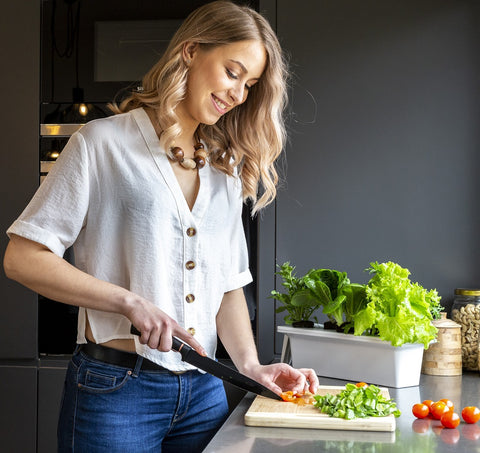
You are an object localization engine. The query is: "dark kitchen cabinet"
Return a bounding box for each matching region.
[0,2,41,451]
[0,0,39,362]
[37,364,69,453]
[0,367,37,453]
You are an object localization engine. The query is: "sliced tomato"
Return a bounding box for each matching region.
[280,390,314,405]
[280,391,297,402]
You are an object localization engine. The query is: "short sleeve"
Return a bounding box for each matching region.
[7,131,90,257]
[223,176,253,292]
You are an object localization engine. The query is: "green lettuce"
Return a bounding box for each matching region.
[313,383,401,420]
[352,261,440,348]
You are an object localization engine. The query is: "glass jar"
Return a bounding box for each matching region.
[451,288,480,371]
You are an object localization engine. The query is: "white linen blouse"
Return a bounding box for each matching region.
[7,107,253,371]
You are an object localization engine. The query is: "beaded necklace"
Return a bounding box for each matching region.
[168,143,207,170]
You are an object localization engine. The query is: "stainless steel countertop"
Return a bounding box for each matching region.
[204,372,480,453]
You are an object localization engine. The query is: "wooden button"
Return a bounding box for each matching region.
[185,260,195,270]
[186,294,195,303]
[188,327,196,336]
[186,227,196,237]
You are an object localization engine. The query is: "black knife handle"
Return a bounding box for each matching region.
[130,325,189,354]
[130,325,141,336]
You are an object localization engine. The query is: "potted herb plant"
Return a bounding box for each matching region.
[272,261,443,388]
[270,262,367,329]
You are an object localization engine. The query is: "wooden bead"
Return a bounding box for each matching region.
[171,147,184,160]
[194,142,204,150]
[179,158,196,169]
[194,157,206,169]
[194,149,207,160]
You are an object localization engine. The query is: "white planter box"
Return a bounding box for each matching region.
[278,325,425,388]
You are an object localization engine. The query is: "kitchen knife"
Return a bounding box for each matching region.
[130,325,282,400]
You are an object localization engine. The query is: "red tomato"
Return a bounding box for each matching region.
[422,399,434,412]
[441,411,460,429]
[412,403,430,419]
[462,406,480,424]
[431,401,450,420]
[439,398,455,411]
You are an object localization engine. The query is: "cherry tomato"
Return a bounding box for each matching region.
[422,399,434,412]
[355,382,368,388]
[441,411,460,429]
[462,406,480,424]
[412,403,430,419]
[439,398,455,411]
[431,401,450,420]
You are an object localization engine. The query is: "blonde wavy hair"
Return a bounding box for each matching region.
[110,1,288,213]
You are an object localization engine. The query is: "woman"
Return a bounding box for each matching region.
[4,1,318,451]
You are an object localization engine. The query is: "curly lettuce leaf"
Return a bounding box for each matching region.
[352,261,439,348]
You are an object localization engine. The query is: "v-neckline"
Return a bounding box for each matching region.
[133,107,210,219]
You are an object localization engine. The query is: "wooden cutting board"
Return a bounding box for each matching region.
[244,385,396,432]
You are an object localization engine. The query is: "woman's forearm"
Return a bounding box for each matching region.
[215,287,260,373]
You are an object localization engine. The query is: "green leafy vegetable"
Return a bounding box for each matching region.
[271,263,368,326]
[271,260,443,348]
[270,263,323,325]
[352,261,441,348]
[313,383,401,420]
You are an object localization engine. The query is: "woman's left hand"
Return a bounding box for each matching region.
[244,363,319,396]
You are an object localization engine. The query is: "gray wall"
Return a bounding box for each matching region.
[257,0,480,355]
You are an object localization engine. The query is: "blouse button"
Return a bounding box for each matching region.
[186,294,195,303]
[186,227,196,237]
[185,260,195,270]
[188,327,196,336]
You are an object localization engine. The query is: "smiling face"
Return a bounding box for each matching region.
[178,40,267,128]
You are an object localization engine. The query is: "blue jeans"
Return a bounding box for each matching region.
[58,346,229,452]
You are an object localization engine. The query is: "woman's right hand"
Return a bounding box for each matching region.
[126,300,207,356]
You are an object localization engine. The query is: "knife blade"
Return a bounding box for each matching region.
[130,325,282,400]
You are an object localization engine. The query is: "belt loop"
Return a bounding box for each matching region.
[132,355,143,378]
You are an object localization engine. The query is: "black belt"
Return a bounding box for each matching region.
[80,340,168,372]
